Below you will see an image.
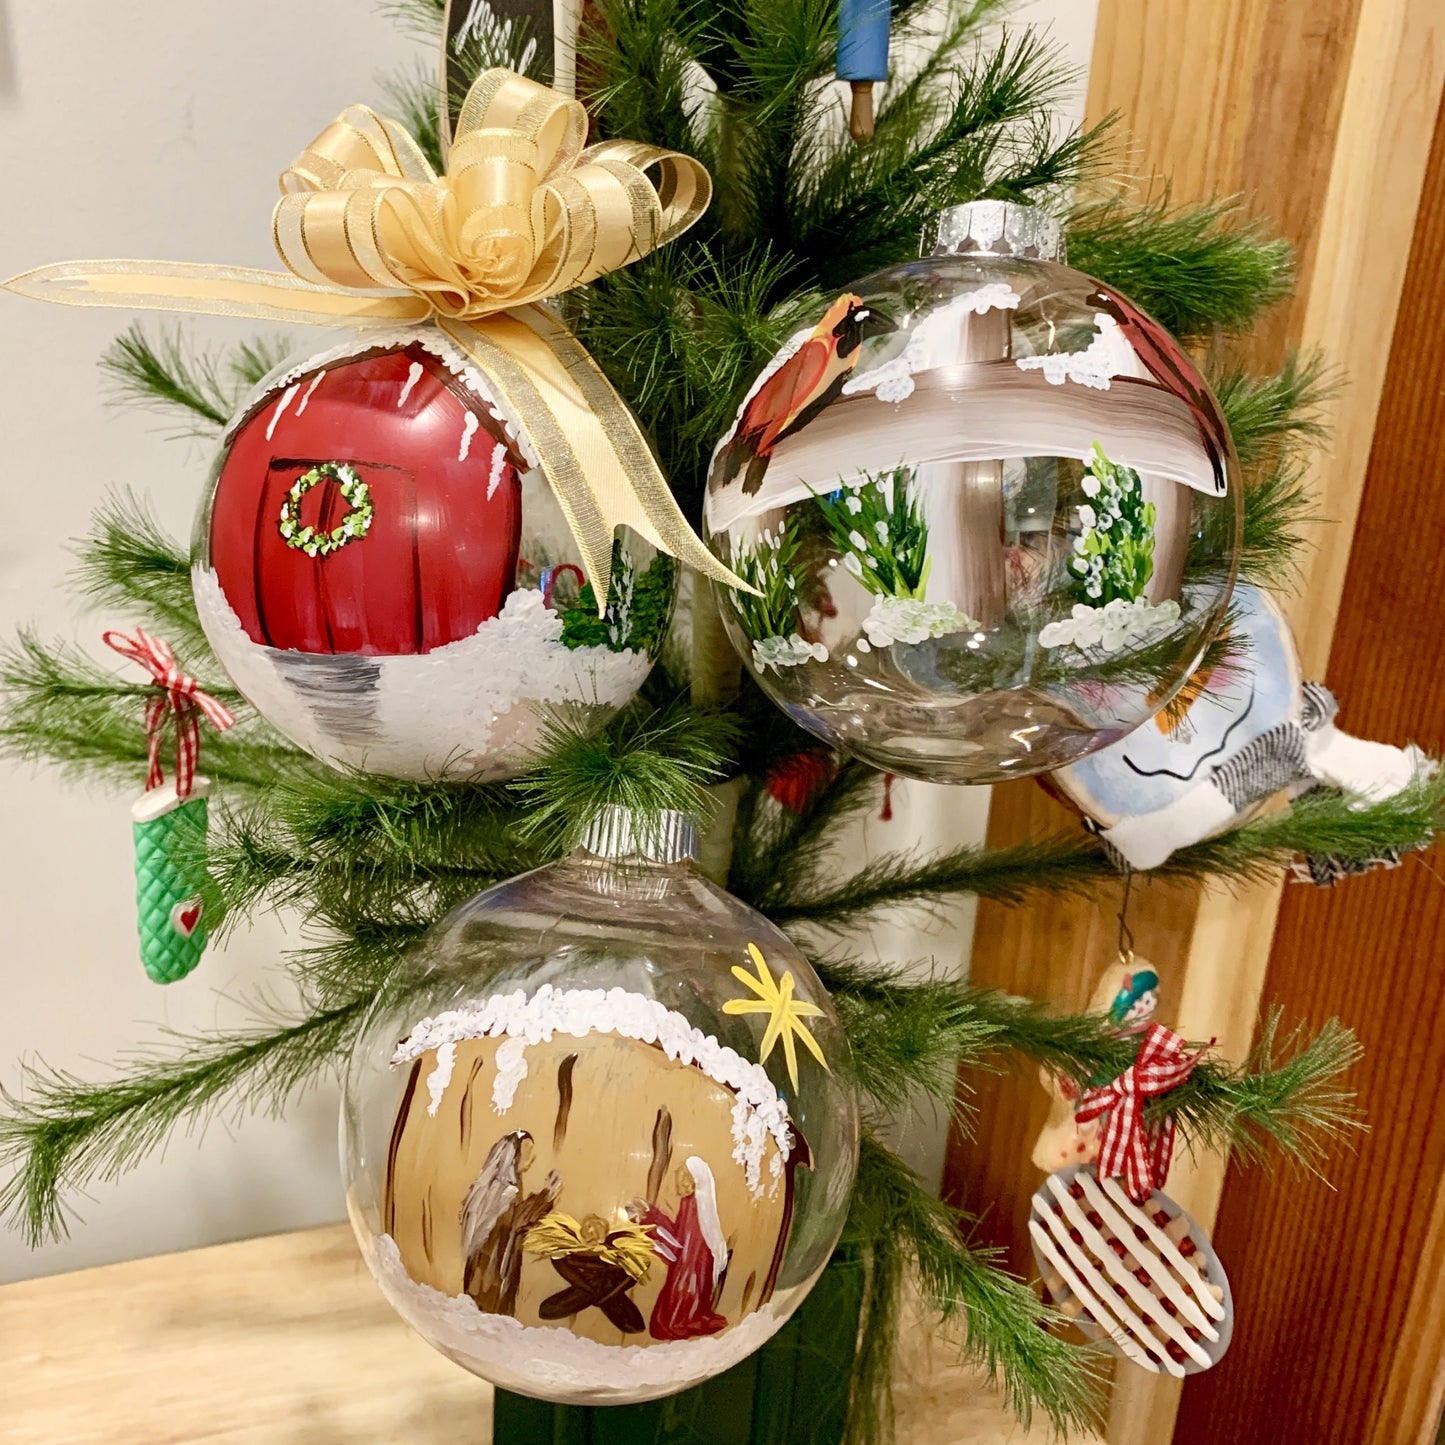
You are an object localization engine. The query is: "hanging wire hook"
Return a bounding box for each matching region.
[1117,866,1136,965]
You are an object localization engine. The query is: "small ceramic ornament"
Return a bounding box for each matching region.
[1031,957,1160,1174]
[1055,583,1428,874]
[103,630,234,983]
[342,806,859,1404]
[1031,1163,1233,1376]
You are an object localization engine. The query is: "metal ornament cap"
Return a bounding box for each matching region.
[923,199,1066,263]
[578,803,700,864]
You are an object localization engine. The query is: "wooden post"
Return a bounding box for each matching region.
[941,1,1445,1440]
[1177,81,1445,1445]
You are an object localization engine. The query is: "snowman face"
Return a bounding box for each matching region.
[1121,989,1159,1027]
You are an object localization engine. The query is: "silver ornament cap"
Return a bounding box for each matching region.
[579,804,699,864]
[923,200,1065,263]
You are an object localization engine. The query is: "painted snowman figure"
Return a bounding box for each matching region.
[1031,960,1160,1173]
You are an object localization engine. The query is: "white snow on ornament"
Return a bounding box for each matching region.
[229,325,539,472]
[398,360,424,408]
[1016,312,1135,390]
[265,382,300,441]
[459,411,480,461]
[193,570,651,783]
[391,984,794,1197]
[486,444,509,500]
[425,1040,456,1116]
[844,285,1022,403]
[369,1234,790,1399]
[861,595,977,648]
[753,634,829,672]
[842,356,915,403]
[491,1035,530,1113]
[1038,596,1182,653]
[295,369,326,416]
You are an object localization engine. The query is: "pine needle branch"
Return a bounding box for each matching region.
[1156,1010,1363,1165]
[1068,194,1295,340]
[68,491,212,657]
[844,1135,1103,1437]
[100,324,286,437]
[767,773,1445,928]
[0,993,378,1246]
[0,632,301,792]
[823,961,1003,1117]
[821,963,1363,1168]
[510,699,740,850]
[1215,351,1335,468]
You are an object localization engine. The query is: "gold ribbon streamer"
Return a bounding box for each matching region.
[3,69,747,604]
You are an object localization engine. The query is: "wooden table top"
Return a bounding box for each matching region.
[0,1224,1099,1444]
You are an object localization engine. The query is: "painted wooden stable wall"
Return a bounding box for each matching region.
[941,2,1445,1441]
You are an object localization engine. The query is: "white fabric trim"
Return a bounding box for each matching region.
[1100,781,1238,871]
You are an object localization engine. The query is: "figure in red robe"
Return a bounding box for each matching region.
[637,1156,730,1341]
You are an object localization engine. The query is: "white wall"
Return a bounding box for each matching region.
[0,0,423,1285]
[0,0,1095,1284]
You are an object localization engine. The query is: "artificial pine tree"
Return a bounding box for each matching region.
[3,1,1441,1439]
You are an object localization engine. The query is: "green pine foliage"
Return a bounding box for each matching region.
[101,323,287,438]
[816,469,932,600]
[0,1,1433,1440]
[558,548,679,653]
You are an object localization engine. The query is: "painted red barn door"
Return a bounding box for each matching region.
[209,344,524,656]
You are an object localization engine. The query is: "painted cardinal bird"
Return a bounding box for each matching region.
[715,294,894,493]
[1089,288,1232,495]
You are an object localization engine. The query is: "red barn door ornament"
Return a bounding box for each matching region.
[209,345,524,658]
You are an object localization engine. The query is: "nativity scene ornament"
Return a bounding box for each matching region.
[340,808,858,1405]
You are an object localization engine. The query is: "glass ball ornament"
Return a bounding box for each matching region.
[702,201,1241,783]
[341,806,859,1405]
[192,327,673,782]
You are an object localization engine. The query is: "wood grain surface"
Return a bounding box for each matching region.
[0,1224,1104,1445]
[941,2,1445,1441]
[1176,87,1445,1445]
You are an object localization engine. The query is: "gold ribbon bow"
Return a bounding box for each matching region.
[4,69,748,604]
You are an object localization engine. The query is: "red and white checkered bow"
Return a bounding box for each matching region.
[1074,1022,1208,1202]
[103,628,235,798]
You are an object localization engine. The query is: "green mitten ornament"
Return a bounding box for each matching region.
[132,779,213,984]
[104,627,236,985]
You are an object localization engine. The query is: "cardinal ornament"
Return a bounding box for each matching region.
[703,200,1241,783]
[1054,583,1428,875]
[193,329,675,782]
[342,806,859,1404]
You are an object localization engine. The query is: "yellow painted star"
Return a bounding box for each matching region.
[723,943,828,1090]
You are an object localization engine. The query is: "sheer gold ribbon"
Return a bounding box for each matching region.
[3,69,748,603]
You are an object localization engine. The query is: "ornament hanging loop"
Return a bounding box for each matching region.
[102,628,235,797]
[1117,865,1136,965]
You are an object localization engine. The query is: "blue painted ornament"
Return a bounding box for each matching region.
[837,0,891,140]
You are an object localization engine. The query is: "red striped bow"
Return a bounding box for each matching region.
[103,629,235,797]
[1074,1023,1207,1202]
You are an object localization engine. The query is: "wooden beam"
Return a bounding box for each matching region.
[1177,80,1445,1445]
[942,1,1445,1440]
